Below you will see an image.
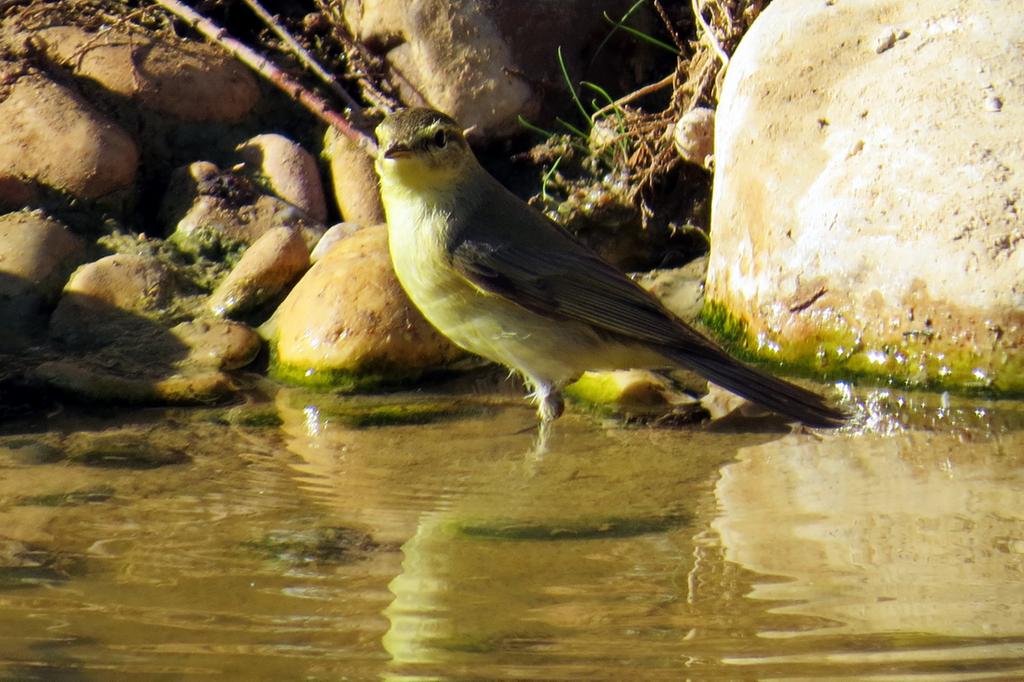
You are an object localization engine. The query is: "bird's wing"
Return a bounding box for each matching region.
[448,212,709,350]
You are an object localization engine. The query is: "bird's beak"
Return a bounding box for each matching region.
[383,142,413,160]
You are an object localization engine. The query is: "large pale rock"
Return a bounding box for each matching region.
[342,0,651,137]
[707,0,1024,393]
[236,134,327,222]
[24,25,259,122]
[0,71,138,199]
[263,224,462,387]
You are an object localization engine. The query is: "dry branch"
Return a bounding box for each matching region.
[151,0,377,156]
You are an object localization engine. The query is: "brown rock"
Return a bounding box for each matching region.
[49,254,176,347]
[342,0,652,137]
[0,210,85,346]
[28,25,259,122]
[236,134,328,223]
[0,210,85,302]
[263,223,462,385]
[0,72,138,199]
[324,127,385,226]
[170,318,262,370]
[208,226,310,317]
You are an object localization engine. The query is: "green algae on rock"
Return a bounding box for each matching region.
[700,300,1024,398]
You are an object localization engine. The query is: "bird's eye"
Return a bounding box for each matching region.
[432,130,447,148]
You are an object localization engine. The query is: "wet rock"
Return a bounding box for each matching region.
[263,223,463,387]
[34,360,236,404]
[236,134,328,223]
[0,210,85,346]
[0,438,65,465]
[208,226,310,317]
[0,70,138,199]
[24,25,259,122]
[165,164,325,259]
[323,128,385,226]
[707,0,1024,393]
[673,107,715,169]
[170,318,262,370]
[565,370,701,422]
[67,434,191,469]
[49,253,177,347]
[0,538,74,588]
[341,0,650,137]
[310,222,364,263]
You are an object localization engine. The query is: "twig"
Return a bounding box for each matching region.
[237,0,363,114]
[691,0,730,66]
[151,0,377,156]
[591,72,674,119]
[653,0,686,53]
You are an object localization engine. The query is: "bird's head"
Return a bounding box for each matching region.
[374,108,474,192]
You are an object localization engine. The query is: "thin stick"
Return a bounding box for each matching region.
[591,73,674,119]
[237,0,363,113]
[691,0,730,66]
[152,0,377,155]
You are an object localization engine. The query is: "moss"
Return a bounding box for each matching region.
[16,486,115,507]
[564,372,627,405]
[452,514,689,541]
[266,342,433,392]
[244,526,383,565]
[700,300,1024,398]
[228,407,284,428]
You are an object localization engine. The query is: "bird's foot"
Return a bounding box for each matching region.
[525,383,563,458]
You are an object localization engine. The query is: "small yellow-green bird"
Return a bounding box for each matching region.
[375,107,845,432]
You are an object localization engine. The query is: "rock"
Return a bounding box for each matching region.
[49,254,177,347]
[236,134,328,223]
[208,226,310,317]
[166,166,325,259]
[24,25,259,122]
[0,210,85,346]
[633,255,708,324]
[0,70,138,199]
[311,222,364,263]
[324,128,385,226]
[0,211,85,296]
[0,175,36,210]
[673,107,715,169]
[33,360,236,404]
[263,223,463,387]
[342,0,653,137]
[41,251,249,405]
[706,0,1024,393]
[169,318,262,370]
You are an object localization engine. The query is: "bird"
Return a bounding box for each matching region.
[374,107,846,442]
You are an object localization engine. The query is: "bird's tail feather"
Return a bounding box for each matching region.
[662,347,847,428]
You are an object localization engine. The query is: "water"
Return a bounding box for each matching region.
[1,383,1022,680]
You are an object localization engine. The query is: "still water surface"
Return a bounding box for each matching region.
[0,384,1022,680]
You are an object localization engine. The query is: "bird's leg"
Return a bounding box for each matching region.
[527,381,564,457]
